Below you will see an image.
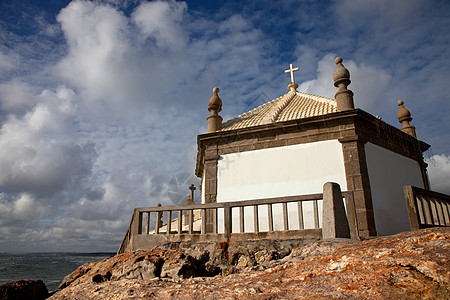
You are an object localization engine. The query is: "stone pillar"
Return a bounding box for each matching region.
[339,137,377,238]
[203,149,219,233]
[322,182,350,239]
[333,57,355,111]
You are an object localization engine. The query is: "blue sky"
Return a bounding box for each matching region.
[0,0,449,252]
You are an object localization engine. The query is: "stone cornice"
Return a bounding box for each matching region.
[195,109,430,178]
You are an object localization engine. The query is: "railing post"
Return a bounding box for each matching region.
[313,200,319,229]
[268,204,273,231]
[422,196,433,225]
[343,192,359,239]
[145,212,150,234]
[155,211,161,234]
[178,210,183,235]
[131,209,142,236]
[201,208,206,234]
[297,201,304,229]
[189,209,194,234]
[224,204,232,240]
[213,209,217,234]
[429,197,439,225]
[403,186,420,230]
[167,210,172,235]
[253,205,259,233]
[322,182,350,239]
[239,206,244,233]
[282,202,288,230]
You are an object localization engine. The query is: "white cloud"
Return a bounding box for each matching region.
[0,193,41,227]
[132,0,187,49]
[0,80,38,114]
[427,154,450,195]
[0,86,96,198]
[56,1,130,105]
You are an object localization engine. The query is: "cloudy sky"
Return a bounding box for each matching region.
[0,0,449,252]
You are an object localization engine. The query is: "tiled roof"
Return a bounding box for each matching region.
[221,91,337,131]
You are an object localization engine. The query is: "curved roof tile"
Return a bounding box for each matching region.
[221,91,337,131]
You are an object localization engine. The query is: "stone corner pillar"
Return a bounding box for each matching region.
[339,136,377,238]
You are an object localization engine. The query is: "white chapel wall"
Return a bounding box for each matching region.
[215,140,346,232]
[365,142,424,236]
[217,140,347,201]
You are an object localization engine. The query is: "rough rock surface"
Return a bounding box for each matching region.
[0,279,49,300]
[50,228,450,299]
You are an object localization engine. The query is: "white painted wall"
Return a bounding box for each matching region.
[217,140,347,201]
[215,140,346,232]
[365,142,424,236]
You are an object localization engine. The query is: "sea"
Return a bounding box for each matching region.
[0,253,115,292]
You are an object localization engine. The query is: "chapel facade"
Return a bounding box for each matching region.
[195,57,430,239]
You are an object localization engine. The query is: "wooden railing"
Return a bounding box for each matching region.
[404,185,450,230]
[118,187,358,253]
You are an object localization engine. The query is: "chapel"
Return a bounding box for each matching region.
[195,57,430,239]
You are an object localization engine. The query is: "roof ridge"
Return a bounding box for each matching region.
[220,91,337,131]
[261,91,296,124]
[296,91,335,102]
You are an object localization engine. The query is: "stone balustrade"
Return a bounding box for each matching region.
[404,185,450,230]
[119,182,360,254]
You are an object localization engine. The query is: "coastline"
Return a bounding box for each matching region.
[0,252,115,292]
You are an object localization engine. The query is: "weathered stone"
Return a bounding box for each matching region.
[322,182,350,239]
[59,261,97,289]
[0,279,48,300]
[160,252,197,280]
[254,249,272,264]
[235,255,252,270]
[111,259,158,280]
[50,228,450,300]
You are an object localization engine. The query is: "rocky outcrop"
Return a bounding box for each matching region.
[50,228,450,299]
[0,279,49,300]
[57,238,316,290]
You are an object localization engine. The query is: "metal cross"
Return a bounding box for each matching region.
[284,63,300,84]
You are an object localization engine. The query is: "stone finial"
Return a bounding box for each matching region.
[333,57,354,111]
[207,87,223,132]
[208,87,222,113]
[397,100,416,138]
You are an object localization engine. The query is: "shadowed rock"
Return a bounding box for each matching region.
[0,279,49,300]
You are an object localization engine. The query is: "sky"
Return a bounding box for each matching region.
[0,0,449,252]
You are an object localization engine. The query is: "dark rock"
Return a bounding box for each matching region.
[160,252,197,280]
[0,279,49,300]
